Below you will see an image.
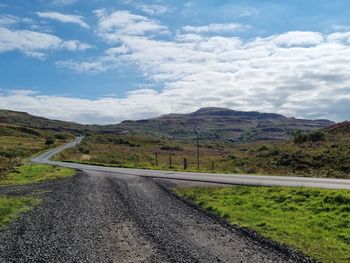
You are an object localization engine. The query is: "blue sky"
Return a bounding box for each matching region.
[0,0,350,123]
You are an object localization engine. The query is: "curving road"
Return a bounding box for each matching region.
[33,137,350,190]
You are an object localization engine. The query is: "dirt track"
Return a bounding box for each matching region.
[0,171,313,262]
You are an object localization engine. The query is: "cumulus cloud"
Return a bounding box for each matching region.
[0,27,92,58]
[37,12,89,29]
[136,4,171,16]
[94,9,169,43]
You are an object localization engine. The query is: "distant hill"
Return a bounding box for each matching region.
[0,108,335,142]
[110,107,335,142]
[0,109,87,134]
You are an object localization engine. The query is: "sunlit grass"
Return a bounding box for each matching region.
[0,164,75,186]
[176,186,350,263]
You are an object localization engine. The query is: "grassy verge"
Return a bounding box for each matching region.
[0,164,75,186]
[176,186,350,263]
[0,196,40,229]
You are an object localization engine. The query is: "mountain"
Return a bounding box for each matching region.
[0,109,87,134]
[110,107,335,142]
[0,108,335,142]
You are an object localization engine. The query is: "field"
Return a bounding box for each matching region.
[55,129,350,179]
[176,186,350,263]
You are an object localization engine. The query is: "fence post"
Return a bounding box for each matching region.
[169,154,173,168]
[211,161,215,171]
[155,152,158,166]
[183,158,188,170]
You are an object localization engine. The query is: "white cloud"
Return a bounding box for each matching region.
[273,31,324,47]
[94,9,169,43]
[0,15,19,27]
[0,27,92,58]
[182,23,249,34]
[136,4,171,16]
[37,12,89,29]
[56,60,109,73]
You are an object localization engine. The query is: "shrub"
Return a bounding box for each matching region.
[293,131,308,144]
[45,137,55,145]
[55,133,69,140]
[308,131,326,142]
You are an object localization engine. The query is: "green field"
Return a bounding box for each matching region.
[0,164,75,186]
[55,130,350,179]
[0,196,40,229]
[176,186,350,263]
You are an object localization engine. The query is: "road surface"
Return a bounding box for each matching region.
[0,138,321,262]
[32,137,350,190]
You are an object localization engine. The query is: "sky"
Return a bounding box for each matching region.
[0,0,350,124]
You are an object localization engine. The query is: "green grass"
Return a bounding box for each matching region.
[0,164,75,186]
[176,186,350,263]
[0,196,40,228]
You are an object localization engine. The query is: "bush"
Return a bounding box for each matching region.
[308,131,326,142]
[54,133,69,140]
[45,137,55,145]
[293,131,308,144]
[293,130,326,144]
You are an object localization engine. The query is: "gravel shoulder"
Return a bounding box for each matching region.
[0,171,313,262]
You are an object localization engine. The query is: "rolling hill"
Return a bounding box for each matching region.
[0,107,335,142]
[108,107,335,142]
[0,109,87,133]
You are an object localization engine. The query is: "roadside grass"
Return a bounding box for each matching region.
[0,196,40,229]
[0,164,75,186]
[55,133,350,179]
[176,186,350,263]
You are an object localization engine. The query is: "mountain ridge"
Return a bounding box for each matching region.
[0,107,336,142]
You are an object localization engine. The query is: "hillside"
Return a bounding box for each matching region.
[0,109,87,133]
[110,107,334,142]
[0,123,73,179]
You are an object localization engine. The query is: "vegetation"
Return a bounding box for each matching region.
[55,124,350,179]
[0,164,75,186]
[0,196,41,229]
[176,186,350,263]
[0,123,72,180]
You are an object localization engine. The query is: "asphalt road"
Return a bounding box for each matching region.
[33,137,350,190]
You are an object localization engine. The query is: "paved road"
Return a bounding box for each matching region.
[33,137,350,190]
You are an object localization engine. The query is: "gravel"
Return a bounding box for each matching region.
[0,170,314,263]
